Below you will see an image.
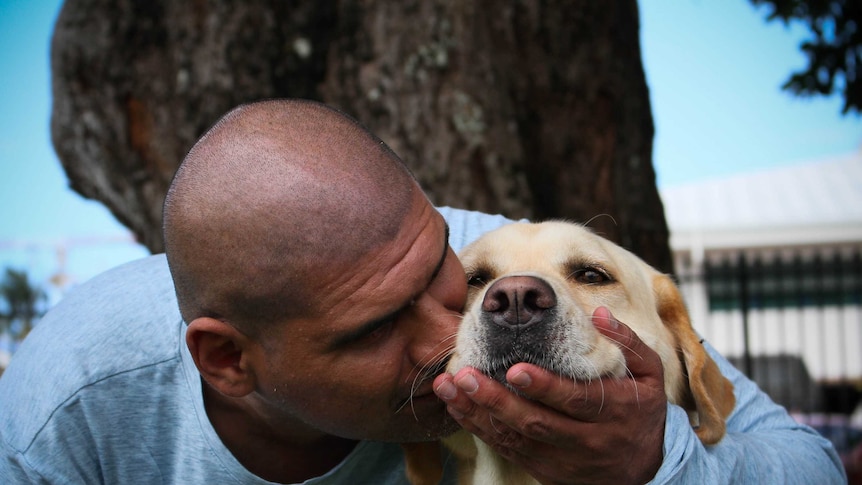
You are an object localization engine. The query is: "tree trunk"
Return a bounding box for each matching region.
[51,0,672,273]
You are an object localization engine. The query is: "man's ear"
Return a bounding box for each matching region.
[186,317,257,398]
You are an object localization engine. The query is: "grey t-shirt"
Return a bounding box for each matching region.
[0,207,514,484]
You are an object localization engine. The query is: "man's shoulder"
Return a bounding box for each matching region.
[0,254,185,452]
[437,206,521,253]
[20,253,181,358]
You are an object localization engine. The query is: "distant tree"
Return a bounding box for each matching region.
[750,0,862,114]
[0,268,47,342]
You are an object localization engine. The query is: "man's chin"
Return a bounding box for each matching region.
[385,405,460,443]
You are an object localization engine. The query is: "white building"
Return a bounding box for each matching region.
[661,151,862,402]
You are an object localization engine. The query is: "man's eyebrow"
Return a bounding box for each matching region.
[419,221,450,302]
[328,222,450,350]
[429,222,450,283]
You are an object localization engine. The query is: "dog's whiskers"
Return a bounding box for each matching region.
[583,213,618,229]
[588,314,646,362]
[397,332,458,419]
[623,365,640,408]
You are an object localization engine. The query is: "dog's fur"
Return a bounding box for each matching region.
[404,221,736,485]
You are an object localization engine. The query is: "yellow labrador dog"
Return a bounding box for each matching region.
[404,221,735,485]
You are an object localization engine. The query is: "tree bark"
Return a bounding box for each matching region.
[51,0,337,253]
[51,0,672,273]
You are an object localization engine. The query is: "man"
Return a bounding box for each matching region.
[0,99,845,483]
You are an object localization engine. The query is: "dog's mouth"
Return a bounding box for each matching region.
[482,343,562,387]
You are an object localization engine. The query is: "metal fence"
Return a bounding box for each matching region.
[673,243,862,463]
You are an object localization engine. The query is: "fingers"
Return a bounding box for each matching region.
[434,369,523,424]
[591,306,664,378]
[504,362,611,422]
[433,369,569,448]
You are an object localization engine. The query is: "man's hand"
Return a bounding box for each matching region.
[433,307,667,485]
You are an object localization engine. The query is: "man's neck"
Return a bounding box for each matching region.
[202,383,359,483]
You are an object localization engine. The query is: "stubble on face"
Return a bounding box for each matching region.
[257,200,465,443]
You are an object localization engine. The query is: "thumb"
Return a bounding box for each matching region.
[591,306,662,378]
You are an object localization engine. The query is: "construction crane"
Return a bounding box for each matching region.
[0,233,141,292]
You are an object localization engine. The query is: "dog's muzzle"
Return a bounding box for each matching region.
[477,275,561,383]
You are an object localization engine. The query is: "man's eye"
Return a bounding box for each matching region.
[362,318,396,344]
[364,324,388,341]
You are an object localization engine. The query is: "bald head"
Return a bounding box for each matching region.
[164,99,418,333]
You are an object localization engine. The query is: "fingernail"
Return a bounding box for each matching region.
[435,381,457,401]
[456,373,479,394]
[509,370,532,388]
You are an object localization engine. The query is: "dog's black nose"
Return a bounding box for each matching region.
[482,276,557,329]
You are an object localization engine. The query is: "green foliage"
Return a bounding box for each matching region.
[750,0,861,114]
[0,268,47,341]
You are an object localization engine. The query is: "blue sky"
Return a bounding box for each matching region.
[642,1,860,186]
[1,0,860,297]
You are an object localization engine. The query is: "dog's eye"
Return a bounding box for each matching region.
[571,267,611,285]
[467,274,487,287]
[466,268,492,288]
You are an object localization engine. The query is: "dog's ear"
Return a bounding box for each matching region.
[653,274,736,445]
[401,442,443,485]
